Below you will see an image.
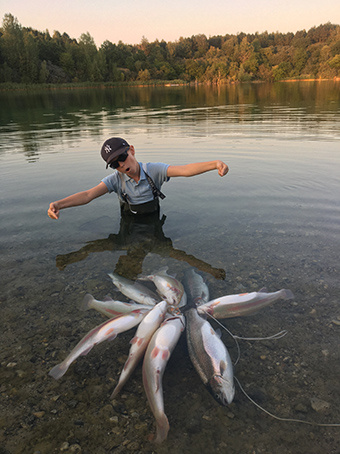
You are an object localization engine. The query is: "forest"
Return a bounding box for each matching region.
[1,13,340,85]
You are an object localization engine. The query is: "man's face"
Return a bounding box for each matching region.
[113,146,138,176]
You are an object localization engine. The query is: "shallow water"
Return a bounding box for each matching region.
[1,81,340,454]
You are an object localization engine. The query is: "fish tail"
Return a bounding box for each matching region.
[154,413,170,444]
[49,361,68,380]
[137,276,151,281]
[110,381,124,399]
[80,293,94,311]
[282,289,294,300]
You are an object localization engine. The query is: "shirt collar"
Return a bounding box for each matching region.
[120,162,147,183]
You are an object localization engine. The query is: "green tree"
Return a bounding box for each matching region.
[137,68,150,81]
[292,48,309,76]
[328,54,340,70]
[272,61,293,80]
[1,13,24,82]
[77,32,98,81]
[39,60,49,83]
[204,61,229,83]
[22,31,39,83]
[192,34,208,57]
[185,59,206,81]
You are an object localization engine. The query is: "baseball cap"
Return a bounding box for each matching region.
[101,137,130,168]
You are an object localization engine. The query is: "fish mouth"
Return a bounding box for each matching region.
[209,375,235,406]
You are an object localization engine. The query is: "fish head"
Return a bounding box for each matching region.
[208,374,235,406]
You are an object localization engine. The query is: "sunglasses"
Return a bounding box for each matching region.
[109,150,129,169]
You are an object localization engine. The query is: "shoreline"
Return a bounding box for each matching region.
[0,77,339,92]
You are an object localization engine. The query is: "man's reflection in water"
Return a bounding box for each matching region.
[56,212,225,280]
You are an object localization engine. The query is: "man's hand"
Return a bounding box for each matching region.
[216,160,229,177]
[48,202,60,219]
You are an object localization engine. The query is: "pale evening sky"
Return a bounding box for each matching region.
[1,0,339,47]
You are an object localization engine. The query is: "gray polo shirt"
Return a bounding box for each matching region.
[102,162,169,205]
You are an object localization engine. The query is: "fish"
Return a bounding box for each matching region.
[111,300,168,398]
[185,308,235,406]
[197,288,294,319]
[183,267,209,307]
[108,272,160,306]
[80,293,152,318]
[142,313,185,443]
[49,310,148,380]
[139,267,184,306]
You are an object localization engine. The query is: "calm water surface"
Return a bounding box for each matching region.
[1,82,340,454]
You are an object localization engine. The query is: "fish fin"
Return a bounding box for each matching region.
[103,295,114,302]
[283,289,294,300]
[49,362,68,380]
[153,266,170,277]
[106,332,118,342]
[219,360,227,375]
[80,293,94,311]
[259,287,268,293]
[137,275,151,281]
[111,380,124,399]
[123,355,133,371]
[110,386,120,399]
[80,345,94,356]
[154,413,170,444]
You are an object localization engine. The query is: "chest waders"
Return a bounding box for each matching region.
[119,163,166,215]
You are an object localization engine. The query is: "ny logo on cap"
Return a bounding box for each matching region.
[104,145,112,154]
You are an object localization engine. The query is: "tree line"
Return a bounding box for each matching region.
[1,13,340,85]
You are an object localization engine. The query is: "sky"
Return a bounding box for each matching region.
[1,0,339,47]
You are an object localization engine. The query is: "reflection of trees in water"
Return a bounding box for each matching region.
[56,213,226,280]
[2,82,339,162]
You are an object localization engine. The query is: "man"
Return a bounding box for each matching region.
[47,137,229,219]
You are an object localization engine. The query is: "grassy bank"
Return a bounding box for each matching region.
[1,77,339,92]
[0,80,189,92]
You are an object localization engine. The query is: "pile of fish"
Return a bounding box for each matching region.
[49,267,294,443]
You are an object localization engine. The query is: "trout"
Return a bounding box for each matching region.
[198,288,294,319]
[49,311,148,380]
[142,314,185,443]
[139,267,184,306]
[108,272,160,306]
[81,293,152,318]
[186,308,235,406]
[183,267,209,307]
[111,300,168,398]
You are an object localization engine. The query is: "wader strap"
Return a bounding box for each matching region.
[142,163,166,200]
[118,163,165,215]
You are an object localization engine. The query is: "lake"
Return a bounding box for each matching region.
[1,81,340,454]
